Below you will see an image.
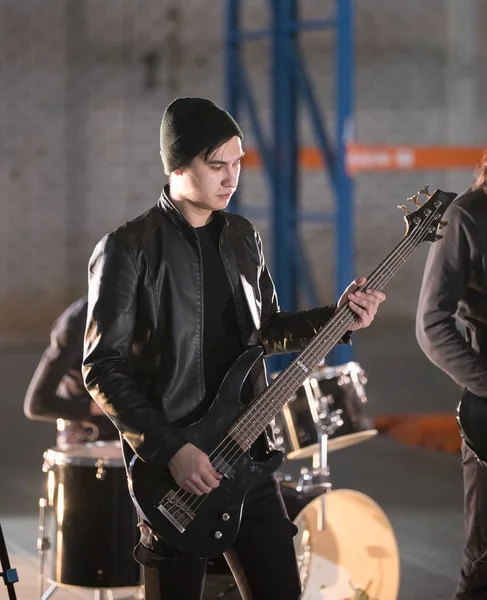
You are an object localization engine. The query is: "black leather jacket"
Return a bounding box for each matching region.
[83,186,342,472]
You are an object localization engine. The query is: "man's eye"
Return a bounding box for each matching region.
[212,165,223,171]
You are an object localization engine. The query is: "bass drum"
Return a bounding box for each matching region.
[294,489,400,600]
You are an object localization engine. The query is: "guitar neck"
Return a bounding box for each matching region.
[228,220,426,449]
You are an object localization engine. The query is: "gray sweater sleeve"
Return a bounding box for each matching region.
[415,202,487,397]
[24,299,92,422]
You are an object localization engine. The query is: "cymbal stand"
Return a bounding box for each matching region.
[301,377,342,531]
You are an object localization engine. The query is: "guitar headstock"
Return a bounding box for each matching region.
[398,185,457,244]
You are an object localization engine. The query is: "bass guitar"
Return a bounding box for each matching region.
[128,186,456,558]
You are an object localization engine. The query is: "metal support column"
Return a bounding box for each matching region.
[332,0,355,365]
[224,0,355,366]
[271,0,298,369]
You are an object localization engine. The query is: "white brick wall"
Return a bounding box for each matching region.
[1,0,486,342]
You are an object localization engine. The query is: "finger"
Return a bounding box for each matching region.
[203,459,223,481]
[352,289,385,305]
[201,472,221,489]
[192,477,213,495]
[211,467,223,480]
[347,278,364,294]
[350,292,378,310]
[349,300,367,319]
[365,289,386,302]
[182,481,203,496]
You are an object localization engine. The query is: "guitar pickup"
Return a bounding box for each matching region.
[212,454,236,479]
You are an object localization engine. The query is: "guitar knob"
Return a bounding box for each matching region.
[221,513,230,521]
[214,531,223,539]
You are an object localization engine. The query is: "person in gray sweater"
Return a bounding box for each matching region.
[24,296,118,445]
[416,158,487,600]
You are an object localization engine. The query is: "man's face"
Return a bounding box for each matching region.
[174,136,243,212]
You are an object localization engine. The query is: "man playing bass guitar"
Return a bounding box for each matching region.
[83,97,385,600]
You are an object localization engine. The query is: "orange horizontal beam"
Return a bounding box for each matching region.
[346,144,485,173]
[242,145,485,173]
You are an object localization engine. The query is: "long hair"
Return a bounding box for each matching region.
[472,151,487,193]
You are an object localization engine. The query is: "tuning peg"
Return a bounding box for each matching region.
[407,194,421,207]
[418,185,431,198]
[435,234,444,241]
[439,220,449,228]
[397,204,409,215]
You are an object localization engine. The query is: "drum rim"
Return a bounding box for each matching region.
[43,440,124,467]
[307,361,363,381]
[271,361,362,381]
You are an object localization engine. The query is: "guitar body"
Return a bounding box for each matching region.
[128,346,284,559]
[457,390,487,463]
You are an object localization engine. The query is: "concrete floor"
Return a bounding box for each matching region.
[0,319,464,599]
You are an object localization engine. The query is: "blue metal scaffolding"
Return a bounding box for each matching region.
[225,0,355,367]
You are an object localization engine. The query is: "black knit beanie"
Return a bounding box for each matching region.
[160,97,243,174]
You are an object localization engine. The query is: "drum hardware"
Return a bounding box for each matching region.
[315,431,329,532]
[96,459,107,481]
[318,407,344,436]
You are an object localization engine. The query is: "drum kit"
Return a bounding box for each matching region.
[36,362,399,600]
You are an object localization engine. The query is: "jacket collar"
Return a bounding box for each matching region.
[157,184,228,231]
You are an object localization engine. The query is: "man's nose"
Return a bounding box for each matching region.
[223,166,237,188]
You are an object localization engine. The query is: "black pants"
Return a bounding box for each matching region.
[453,442,487,599]
[134,475,301,600]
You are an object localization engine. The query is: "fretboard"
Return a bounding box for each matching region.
[227,200,442,450]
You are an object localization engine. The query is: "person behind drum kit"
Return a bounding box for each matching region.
[82,96,386,600]
[416,156,487,600]
[25,298,142,595]
[24,296,118,444]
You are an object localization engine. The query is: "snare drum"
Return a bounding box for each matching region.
[273,362,377,459]
[42,441,140,588]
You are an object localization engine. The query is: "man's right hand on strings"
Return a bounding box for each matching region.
[168,442,222,495]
